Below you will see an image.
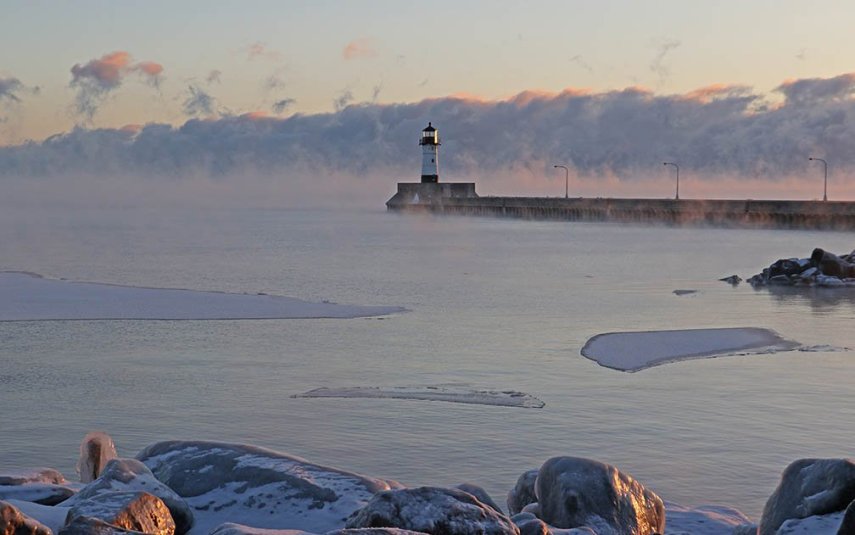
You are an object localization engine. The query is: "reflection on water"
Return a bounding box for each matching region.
[762,285,855,314]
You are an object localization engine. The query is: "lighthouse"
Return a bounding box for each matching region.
[420,122,440,183]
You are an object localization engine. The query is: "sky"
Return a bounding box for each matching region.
[2,0,855,204]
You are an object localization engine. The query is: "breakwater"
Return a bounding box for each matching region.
[386,193,855,230]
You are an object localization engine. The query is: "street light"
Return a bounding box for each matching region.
[808,157,828,201]
[663,162,679,200]
[553,165,569,199]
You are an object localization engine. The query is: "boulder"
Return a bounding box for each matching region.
[77,433,117,484]
[507,470,539,516]
[65,491,175,535]
[535,457,664,535]
[455,483,502,514]
[0,500,52,535]
[136,441,400,535]
[345,486,519,535]
[759,458,855,535]
[775,511,845,534]
[0,469,75,506]
[61,459,192,535]
[511,513,550,535]
[838,500,855,534]
[718,275,742,286]
[5,500,69,534]
[326,529,429,535]
[663,502,752,534]
[58,517,148,535]
[209,523,319,535]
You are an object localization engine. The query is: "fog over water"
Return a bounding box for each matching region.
[1,204,853,519]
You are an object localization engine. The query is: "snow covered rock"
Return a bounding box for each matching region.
[5,500,70,534]
[345,486,519,535]
[759,458,855,535]
[507,470,539,516]
[61,459,192,535]
[208,523,318,535]
[535,457,665,535]
[838,500,855,534]
[136,441,400,535]
[58,517,150,535]
[663,502,752,534]
[0,500,52,535]
[775,510,844,534]
[65,490,175,535]
[326,529,430,535]
[455,483,502,514]
[0,469,76,506]
[77,433,118,484]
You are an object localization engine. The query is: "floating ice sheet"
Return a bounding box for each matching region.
[293,385,545,408]
[581,327,801,372]
[0,272,405,321]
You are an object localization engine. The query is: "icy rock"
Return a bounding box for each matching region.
[512,515,550,535]
[326,529,430,535]
[208,523,318,535]
[507,470,539,515]
[535,457,664,535]
[65,491,175,535]
[719,275,742,286]
[732,524,758,535]
[61,459,192,535]
[663,502,752,534]
[0,469,76,506]
[0,500,52,535]
[817,275,845,287]
[58,517,149,535]
[838,500,855,535]
[345,486,519,535]
[799,267,818,280]
[77,433,117,484]
[136,441,399,535]
[759,458,855,535]
[5,500,69,535]
[775,510,844,534]
[455,483,502,514]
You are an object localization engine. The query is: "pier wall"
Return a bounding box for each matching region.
[386,194,855,230]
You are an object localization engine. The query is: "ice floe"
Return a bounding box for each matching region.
[0,272,404,321]
[581,327,801,372]
[292,385,545,408]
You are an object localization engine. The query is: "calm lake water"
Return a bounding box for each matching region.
[1,205,853,519]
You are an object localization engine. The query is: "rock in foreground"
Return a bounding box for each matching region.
[0,500,52,535]
[759,458,855,535]
[65,490,175,535]
[535,457,665,535]
[137,441,401,535]
[345,486,519,535]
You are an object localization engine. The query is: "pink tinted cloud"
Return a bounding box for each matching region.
[247,42,283,61]
[70,51,133,89]
[69,51,165,118]
[342,38,377,60]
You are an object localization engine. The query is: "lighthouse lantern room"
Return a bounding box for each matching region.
[419,122,440,183]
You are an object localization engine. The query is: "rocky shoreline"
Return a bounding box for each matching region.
[745,248,855,288]
[1,433,854,535]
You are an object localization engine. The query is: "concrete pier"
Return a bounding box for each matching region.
[386,184,855,230]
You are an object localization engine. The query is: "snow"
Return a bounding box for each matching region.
[663,502,753,534]
[0,272,405,321]
[293,385,545,408]
[581,327,801,372]
[775,511,843,534]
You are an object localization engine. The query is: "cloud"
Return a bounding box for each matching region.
[272,98,295,114]
[6,72,855,204]
[334,89,354,111]
[69,51,164,119]
[0,77,38,104]
[650,39,680,85]
[569,55,593,74]
[247,42,282,62]
[776,73,855,105]
[182,85,217,117]
[371,81,383,103]
[342,38,377,60]
[207,70,222,84]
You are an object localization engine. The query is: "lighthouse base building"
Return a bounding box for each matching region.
[386,122,478,210]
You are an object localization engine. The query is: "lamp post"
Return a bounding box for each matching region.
[663,162,679,200]
[808,157,828,201]
[553,165,569,199]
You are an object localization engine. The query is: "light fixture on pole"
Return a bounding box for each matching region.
[553,165,569,199]
[808,157,828,201]
[663,162,679,200]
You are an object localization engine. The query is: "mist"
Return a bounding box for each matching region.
[2,72,855,209]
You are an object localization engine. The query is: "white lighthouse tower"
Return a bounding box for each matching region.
[420,122,440,183]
